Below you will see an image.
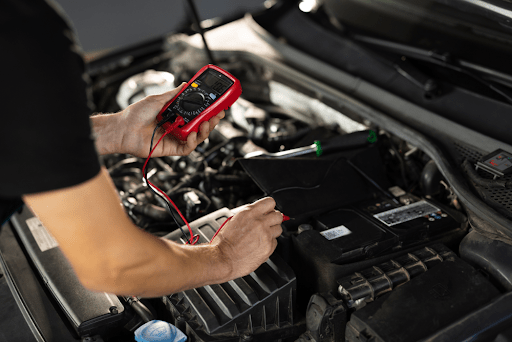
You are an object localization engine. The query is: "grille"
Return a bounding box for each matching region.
[453,142,484,163]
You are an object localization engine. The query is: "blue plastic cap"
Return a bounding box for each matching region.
[134,320,187,342]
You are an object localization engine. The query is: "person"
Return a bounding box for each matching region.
[0,0,283,297]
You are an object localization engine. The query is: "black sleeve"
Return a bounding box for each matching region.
[0,0,101,198]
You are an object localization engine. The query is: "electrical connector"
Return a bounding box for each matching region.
[165,116,184,134]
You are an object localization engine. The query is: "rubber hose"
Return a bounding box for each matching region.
[130,299,153,323]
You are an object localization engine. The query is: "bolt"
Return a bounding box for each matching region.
[109,306,118,314]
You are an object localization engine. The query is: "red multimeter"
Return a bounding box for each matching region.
[156,65,242,141]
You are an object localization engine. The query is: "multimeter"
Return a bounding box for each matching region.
[156,64,242,141]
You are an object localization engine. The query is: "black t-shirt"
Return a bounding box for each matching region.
[0,0,101,223]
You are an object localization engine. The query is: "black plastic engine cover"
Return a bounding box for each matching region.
[162,208,301,342]
[9,206,125,338]
[345,252,500,342]
[238,144,389,221]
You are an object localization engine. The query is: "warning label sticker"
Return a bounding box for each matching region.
[373,200,439,226]
[320,225,352,241]
[26,217,58,252]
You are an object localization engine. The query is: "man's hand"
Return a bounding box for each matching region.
[92,83,225,157]
[211,197,284,281]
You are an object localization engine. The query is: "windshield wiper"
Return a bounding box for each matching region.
[353,34,512,104]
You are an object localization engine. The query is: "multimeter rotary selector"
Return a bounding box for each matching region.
[156,64,242,141]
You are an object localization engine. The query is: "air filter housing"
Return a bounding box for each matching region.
[162,208,300,342]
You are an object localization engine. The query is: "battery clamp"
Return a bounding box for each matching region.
[156,64,242,141]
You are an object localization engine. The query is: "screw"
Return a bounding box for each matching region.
[109,306,118,314]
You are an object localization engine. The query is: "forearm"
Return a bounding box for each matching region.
[23,169,232,298]
[97,229,231,297]
[90,113,124,155]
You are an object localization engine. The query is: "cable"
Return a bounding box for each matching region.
[145,124,183,233]
[210,216,232,243]
[268,154,399,204]
[210,214,290,244]
[142,117,200,244]
[269,155,346,195]
[144,129,199,244]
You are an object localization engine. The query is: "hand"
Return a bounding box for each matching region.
[118,83,225,158]
[211,197,284,280]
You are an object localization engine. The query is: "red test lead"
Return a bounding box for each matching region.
[142,117,199,245]
[145,64,242,244]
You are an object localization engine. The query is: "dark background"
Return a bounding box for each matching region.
[56,0,265,52]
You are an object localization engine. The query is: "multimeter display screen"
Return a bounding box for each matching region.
[202,72,231,94]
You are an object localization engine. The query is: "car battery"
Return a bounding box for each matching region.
[357,195,461,244]
[291,194,464,295]
[296,208,399,265]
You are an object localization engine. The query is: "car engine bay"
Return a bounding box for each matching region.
[96,56,472,340]
[3,10,512,342]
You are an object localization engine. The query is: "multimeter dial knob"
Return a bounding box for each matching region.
[180,92,205,112]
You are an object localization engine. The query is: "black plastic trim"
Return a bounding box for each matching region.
[0,237,44,342]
